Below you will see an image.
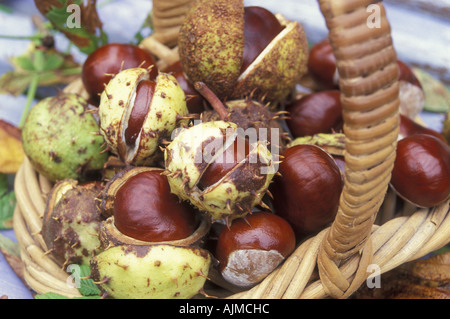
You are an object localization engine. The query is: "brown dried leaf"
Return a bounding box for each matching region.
[0,248,25,285]
[353,252,450,299]
[80,0,103,35]
[0,120,25,174]
[34,0,106,54]
[33,0,62,16]
[0,233,27,287]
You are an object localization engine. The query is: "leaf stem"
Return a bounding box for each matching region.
[19,72,39,129]
[0,34,43,41]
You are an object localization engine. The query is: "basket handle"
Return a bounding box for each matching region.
[317,0,400,298]
[151,0,195,47]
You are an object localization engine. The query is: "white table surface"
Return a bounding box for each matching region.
[0,0,448,299]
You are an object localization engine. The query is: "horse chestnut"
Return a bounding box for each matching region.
[42,180,104,268]
[112,168,199,242]
[164,120,275,223]
[197,135,251,190]
[215,211,296,287]
[240,6,285,74]
[98,68,189,166]
[270,144,343,237]
[307,38,338,89]
[178,0,308,102]
[82,43,158,104]
[285,90,343,138]
[21,92,108,182]
[399,114,446,142]
[391,134,450,208]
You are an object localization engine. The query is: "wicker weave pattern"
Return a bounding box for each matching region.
[151,0,194,47]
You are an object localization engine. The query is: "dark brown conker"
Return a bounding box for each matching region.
[215,211,296,287]
[124,79,156,147]
[270,144,343,237]
[307,38,337,89]
[399,114,446,143]
[198,135,251,190]
[391,134,450,208]
[285,90,343,138]
[113,169,198,242]
[241,6,285,73]
[397,60,422,89]
[82,43,158,104]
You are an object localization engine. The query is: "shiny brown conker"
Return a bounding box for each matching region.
[198,135,251,190]
[215,211,296,287]
[113,169,198,242]
[285,90,343,138]
[307,38,337,89]
[270,144,343,237]
[391,134,450,208]
[397,60,422,89]
[124,79,156,147]
[241,6,285,73]
[82,43,158,104]
[399,114,446,143]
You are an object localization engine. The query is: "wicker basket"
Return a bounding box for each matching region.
[13,0,450,299]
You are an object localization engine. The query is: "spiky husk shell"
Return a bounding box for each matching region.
[178,0,308,103]
[90,244,211,299]
[289,133,346,157]
[42,180,104,268]
[22,93,108,182]
[178,0,244,101]
[98,68,189,166]
[232,20,309,102]
[164,120,275,223]
[200,98,288,151]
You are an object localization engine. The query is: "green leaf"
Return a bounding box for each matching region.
[35,292,101,299]
[35,292,70,299]
[0,174,8,197]
[0,191,16,229]
[0,71,33,96]
[0,233,20,257]
[0,44,81,97]
[413,68,450,113]
[35,264,102,299]
[77,264,101,296]
[42,52,64,71]
[14,56,36,72]
[0,173,15,229]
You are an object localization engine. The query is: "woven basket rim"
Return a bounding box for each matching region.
[12,0,450,299]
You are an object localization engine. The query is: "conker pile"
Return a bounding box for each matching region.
[19,0,449,299]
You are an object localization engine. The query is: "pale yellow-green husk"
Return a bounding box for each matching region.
[91,244,211,299]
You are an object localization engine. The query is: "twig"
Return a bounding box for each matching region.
[194,81,229,121]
